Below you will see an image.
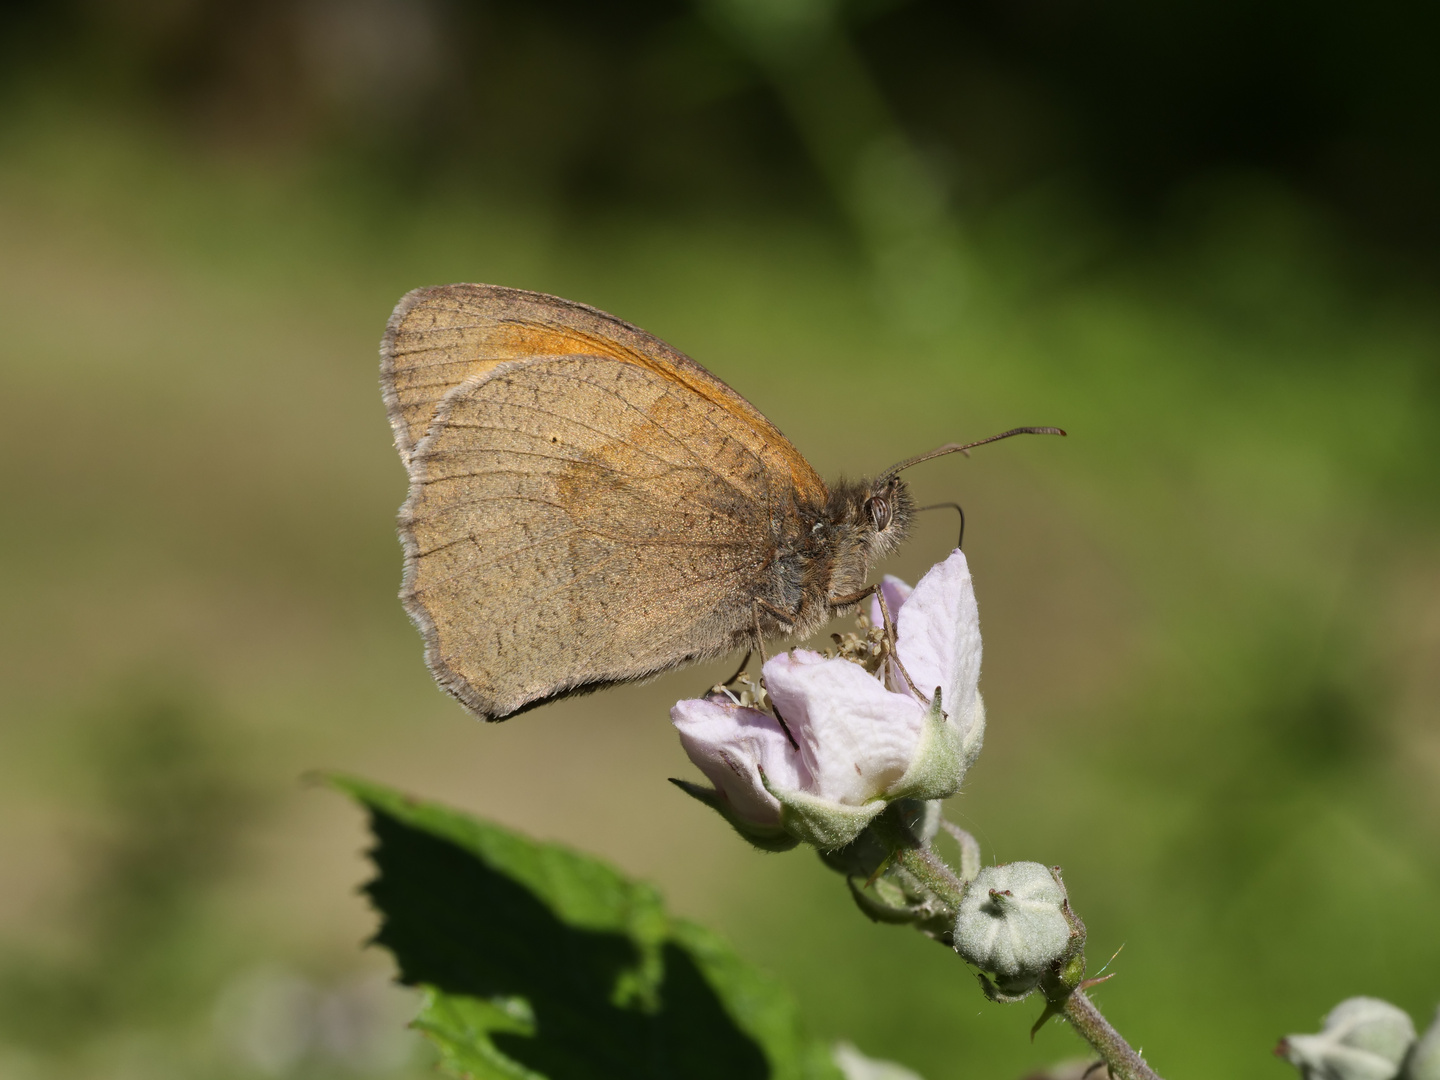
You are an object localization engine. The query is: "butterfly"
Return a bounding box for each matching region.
[382,283,1059,720]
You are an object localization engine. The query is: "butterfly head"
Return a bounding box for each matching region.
[822,475,914,599]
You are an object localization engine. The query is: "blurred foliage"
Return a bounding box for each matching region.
[0,2,1437,1079]
[2,0,1439,267]
[0,692,431,1077]
[0,690,255,1053]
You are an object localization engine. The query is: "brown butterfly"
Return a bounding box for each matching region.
[381,283,1060,721]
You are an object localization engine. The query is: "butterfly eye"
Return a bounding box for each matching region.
[865,495,892,531]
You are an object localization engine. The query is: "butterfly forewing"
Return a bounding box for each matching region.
[399,346,826,719]
[382,284,824,494]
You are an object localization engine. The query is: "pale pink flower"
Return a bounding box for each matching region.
[671,549,986,850]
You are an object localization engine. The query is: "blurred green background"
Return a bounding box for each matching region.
[1,1,1437,1077]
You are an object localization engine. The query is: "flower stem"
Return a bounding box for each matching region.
[869,807,969,905]
[872,805,1163,1079]
[1061,989,1164,1080]
[890,843,967,905]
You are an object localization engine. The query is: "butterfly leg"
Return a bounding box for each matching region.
[829,585,933,707]
[719,650,752,688]
[751,599,800,751]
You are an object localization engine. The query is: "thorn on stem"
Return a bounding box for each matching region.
[1029,999,1063,1040]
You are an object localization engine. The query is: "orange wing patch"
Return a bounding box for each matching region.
[380,284,827,506]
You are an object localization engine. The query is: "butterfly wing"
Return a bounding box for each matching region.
[382,283,820,487]
[385,286,828,720]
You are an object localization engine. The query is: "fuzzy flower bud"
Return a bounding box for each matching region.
[1408,1007,1440,1080]
[952,862,1073,997]
[1277,997,1417,1080]
[671,550,985,851]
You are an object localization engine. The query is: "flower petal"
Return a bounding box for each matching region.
[763,650,928,806]
[868,574,913,628]
[671,697,806,827]
[893,549,982,731]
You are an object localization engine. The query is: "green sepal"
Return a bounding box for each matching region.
[669,778,799,852]
[846,875,927,925]
[977,972,1040,1004]
[818,829,890,880]
[886,687,979,803]
[762,774,886,852]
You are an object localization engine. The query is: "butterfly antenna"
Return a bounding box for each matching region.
[882,426,1066,479]
[916,502,966,548]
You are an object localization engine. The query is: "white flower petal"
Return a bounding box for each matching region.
[763,650,928,806]
[894,549,982,729]
[671,697,806,827]
[868,575,913,628]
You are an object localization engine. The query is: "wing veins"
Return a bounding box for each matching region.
[543,366,769,493]
[419,464,744,521]
[515,545,757,623]
[436,401,750,504]
[560,562,765,679]
[418,523,758,586]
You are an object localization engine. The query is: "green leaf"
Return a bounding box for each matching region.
[330,774,842,1080]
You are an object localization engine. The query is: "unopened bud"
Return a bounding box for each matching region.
[1277,997,1416,1080]
[1407,1006,1440,1080]
[952,862,1071,996]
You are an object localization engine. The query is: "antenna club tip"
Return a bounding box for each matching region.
[883,424,1070,477]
